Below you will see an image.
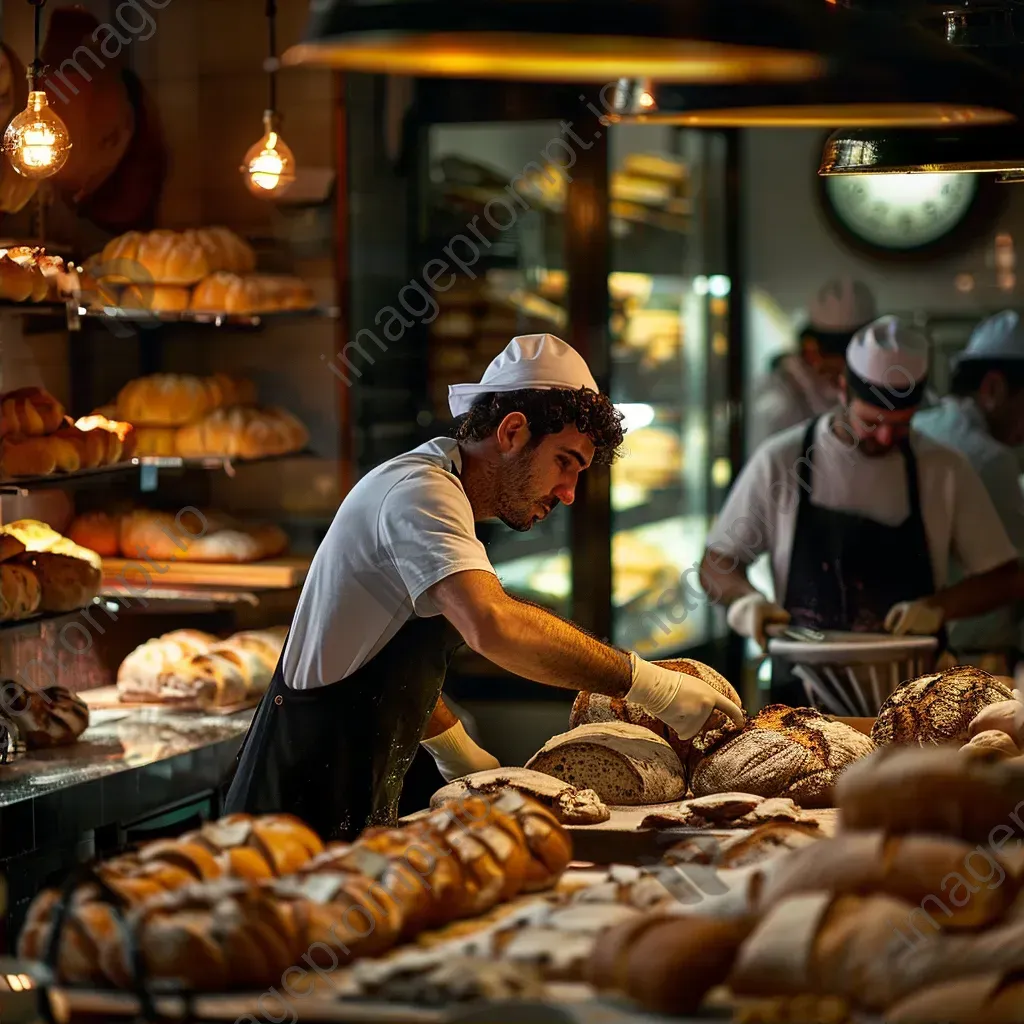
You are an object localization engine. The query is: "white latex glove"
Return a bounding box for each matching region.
[421,720,500,782]
[883,600,944,636]
[627,653,745,741]
[725,592,791,649]
[969,689,1024,747]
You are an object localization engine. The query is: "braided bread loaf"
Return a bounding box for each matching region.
[0,386,65,436]
[0,681,88,749]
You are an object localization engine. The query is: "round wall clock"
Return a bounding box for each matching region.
[818,169,1000,260]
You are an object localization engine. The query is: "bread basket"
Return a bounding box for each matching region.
[767,631,939,716]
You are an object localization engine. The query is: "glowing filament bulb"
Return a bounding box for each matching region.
[241,111,295,198]
[3,91,71,179]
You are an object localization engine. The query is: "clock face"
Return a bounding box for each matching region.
[823,173,979,251]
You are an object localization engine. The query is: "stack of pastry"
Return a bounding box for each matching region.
[0,519,101,622]
[17,790,572,992]
[116,626,287,708]
[89,227,315,315]
[68,507,289,563]
[1,386,136,479]
[101,372,308,460]
[0,245,81,304]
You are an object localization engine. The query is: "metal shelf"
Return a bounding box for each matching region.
[0,300,339,331]
[97,584,300,613]
[0,451,317,495]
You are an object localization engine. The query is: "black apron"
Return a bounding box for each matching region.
[772,417,936,704]
[223,614,465,841]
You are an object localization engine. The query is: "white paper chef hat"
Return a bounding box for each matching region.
[808,277,877,334]
[448,334,599,417]
[956,310,1024,364]
[846,315,929,408]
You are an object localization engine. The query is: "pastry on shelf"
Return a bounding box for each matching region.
[113,373,255,428]
[99,229,210,286]
[0,562,41,622]
[131,426,180,458]
[66,510,120,558]
[189,272,315,315]
[8,551,101,613]
[0,679,88,748]
[117,627,286,706]
[0,253,38,302]
[72,415,137,464]
[175,406,309,460]
[118,508,289,563]
[181,227,256,274]
[1,433,81,477]
[1,519,102,570]
[0,387,65,437]
[120,283,191,313]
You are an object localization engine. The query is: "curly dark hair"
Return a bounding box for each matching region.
[450,387,625,465]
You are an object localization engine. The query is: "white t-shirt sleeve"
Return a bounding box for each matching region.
[377,469,497,614]
[949,452,1018,576]
[705,449,776,567]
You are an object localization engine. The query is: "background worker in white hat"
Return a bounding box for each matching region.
[702,315,1021,704]
[913,311,1024,673]
[748,277,878,451]
[226,333,743,839]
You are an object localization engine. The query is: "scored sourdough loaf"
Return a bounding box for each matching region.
[525,722,686,805]
[10,551,100,612]
[691,705,876,809]
[429,767,610,824]
[872,666,1013,746]
[569,658,742,781]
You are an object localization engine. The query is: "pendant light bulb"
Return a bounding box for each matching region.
[241,110,295,198]
[3,90,70,181]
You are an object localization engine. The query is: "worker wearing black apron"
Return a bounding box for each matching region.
[225,334,744,840]
[702,315,1020,709]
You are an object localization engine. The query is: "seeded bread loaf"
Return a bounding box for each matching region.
[525,722,686,805]
[569,659,743,780]
[872,667,1014,747]
[691,705,876,809]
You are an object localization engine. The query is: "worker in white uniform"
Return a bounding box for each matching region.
[913,310,1024,674]
[226,334,743,840]
[747,277,878,452]
[702,315,1020,704]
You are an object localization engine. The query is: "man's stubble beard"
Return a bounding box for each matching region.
[494,447,542,533]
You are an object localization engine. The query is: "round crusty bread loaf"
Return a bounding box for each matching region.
[691,705,876,809]
[871,667,1013,747]
[525,723,686,806]
[569,659,742,781]
[430,768,610,825]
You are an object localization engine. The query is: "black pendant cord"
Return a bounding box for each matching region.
[266,0,277,113]
[29,0,46,89]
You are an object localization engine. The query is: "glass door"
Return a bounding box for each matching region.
[425,122,574,616]
[607,126,733,657]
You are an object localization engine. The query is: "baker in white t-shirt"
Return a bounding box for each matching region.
[226,333,743,840]
[702,315,1020,703]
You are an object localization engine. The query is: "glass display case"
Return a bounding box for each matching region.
[413,86,740,657]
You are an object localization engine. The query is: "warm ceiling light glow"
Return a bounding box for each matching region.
[241,112,295,198]
[284,33,823,83]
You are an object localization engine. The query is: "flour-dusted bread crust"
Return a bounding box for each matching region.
[569,659,742,781]
[525,723,686,805]
[430,768,610,824]
[872,667,1014,747]
[691,705,876,809]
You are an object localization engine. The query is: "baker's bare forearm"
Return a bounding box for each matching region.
[421,696,458,740]
[700,548,758,606]
[927,560,1020,621]
[478,597,632,696]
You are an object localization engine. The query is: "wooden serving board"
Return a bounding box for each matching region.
[80,685,261,716]
[101,555,310,589]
